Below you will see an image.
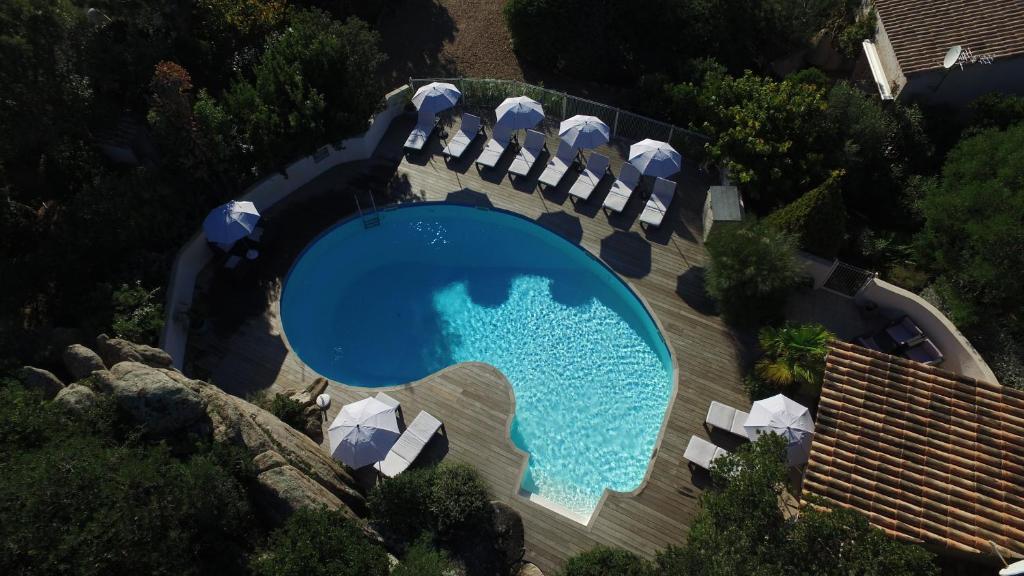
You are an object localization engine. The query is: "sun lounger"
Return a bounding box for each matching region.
[568,153,611,203]
[538,141,578,189]
[374,411,443,478]
[885,315,925,347]
[442,114,483,161]
[705,401,749,438]
[602,163,641,213]
[508,129,547,179]
[684,435,729,471]
[904,338,944,366]
[404,110,438,153]
[475,123,514,170]
[640,177,676,228]
[374,392,402,421]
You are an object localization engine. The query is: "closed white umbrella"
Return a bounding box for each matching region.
[744,394,815,466]
[411,82,462,114]
[628,138,682,178]
[558,115,610,150]
[203,200,260,245]
[328,397,400,469]
[495,96,544,131]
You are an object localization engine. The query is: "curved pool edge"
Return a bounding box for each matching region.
[275,200,682,527]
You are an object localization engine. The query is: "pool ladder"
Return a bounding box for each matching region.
[354,191,381,228]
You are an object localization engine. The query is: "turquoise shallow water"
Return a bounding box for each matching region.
[281,204,673,516]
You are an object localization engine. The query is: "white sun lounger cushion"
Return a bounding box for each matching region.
[603,163,641,213]
[640,177,676,227]
[404,111,437,151]
[374,411,442,478]
[569,153,610,201]
[476,124,513,169]
[705,401,749,437]
[442,114,482,159]
[538,141,577,188]
[509,129,546,177]
[684,435,729,470]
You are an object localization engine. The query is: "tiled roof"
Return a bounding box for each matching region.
[802,341,1024,559]
[874,0,1024,73]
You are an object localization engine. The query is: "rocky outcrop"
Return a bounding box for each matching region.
[252,449,347,525]
[62,344,106,380]
[96,334,173,369]
[19,366,65,399]
[287,377,329,443]
[517,562,545,576]
[107,362,207,436]
[54,384,99,416]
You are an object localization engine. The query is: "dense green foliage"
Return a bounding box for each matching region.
[754,323,833,395]
[566,435,937,576]
[915,124,1024,332]
[764,171,847,257]
[391,534,456,576]
[557,546,655,576]
[504,0,850,80]
[0,383,255,576]
[966,93,1024,134]
[368,465,439,541]
[705,222,801,325]
[250,507,389,576]
[429,462,493,540]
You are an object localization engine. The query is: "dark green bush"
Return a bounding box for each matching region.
[392,534,455,576]
[111,281,165,345]
[557,546,655,576]
[836,9,877,59]
[268,393,307,430]
[764,170,847,258]
[368,465,438,542]
[251,507,389,576]
[430,462,492,541]
[705,221,801,326]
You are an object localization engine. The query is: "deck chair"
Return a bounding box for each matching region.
[374,392,403,422]
[538,141,578,189]
[508,129,547,179]
[374,411,443,478]
[705,401,749,438]
[640,177,676,228]
[404,110,438,153]
[569,153,611,202]
[475,123,514,170]
[885,315,925,347]
[684,436,729,471]
[442,114,483,161]
[904,338,944,366]
[602,163,641,213]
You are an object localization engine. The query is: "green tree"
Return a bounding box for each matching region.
[754,323,833,395]
[429,462,492,541]
[111,281,165,345]
[764,170,847,257]
[915,124,1024,331]
[392,534,456,576]
[251,507,390,576]
[557,546,655,576]
[368,465,438,542]
[966,92,1024,134]
[705,221,802,325]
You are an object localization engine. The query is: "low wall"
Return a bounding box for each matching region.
[798,253,997,383]
[159,85,412,369]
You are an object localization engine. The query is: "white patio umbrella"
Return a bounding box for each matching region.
[558,115,610,150]
[495,96,545,131]
[203,200,260,245]
[628,138,682,178]
[411,82,462,114]
[744,394,816,466]
[328,397,400,469]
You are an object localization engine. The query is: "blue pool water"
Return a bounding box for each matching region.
[281,204,673,516]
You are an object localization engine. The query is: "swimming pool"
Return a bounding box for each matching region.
[281,203,673,518]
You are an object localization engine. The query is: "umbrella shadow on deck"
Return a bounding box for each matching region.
[675,266,718,317]
[446,188,494,208]
[535,210,583,244]
[599,230,652,278]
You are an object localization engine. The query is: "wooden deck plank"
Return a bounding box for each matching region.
[190,115,751,575]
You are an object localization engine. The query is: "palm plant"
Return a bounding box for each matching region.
[755,323,833,394]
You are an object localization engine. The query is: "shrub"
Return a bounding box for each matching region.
[705,221,802,326]
[836,9,877,59]
[251,507,389,576]
[368,466,438,542]
[558,546,655,576]
[111,281,165,345]
[966,92,1024,134]
[429,462,492,541]
[754,323,833,395]
[392,534,455,576]
[268,393,307,430]
[763,170,847,258]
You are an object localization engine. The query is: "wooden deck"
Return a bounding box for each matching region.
[190,113,752,574]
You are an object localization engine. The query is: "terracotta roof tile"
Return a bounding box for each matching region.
[874,0,1024,73]
[802,341,1024,559]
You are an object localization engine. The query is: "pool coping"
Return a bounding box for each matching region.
[277,200,682,529]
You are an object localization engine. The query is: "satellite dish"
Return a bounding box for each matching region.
[943,45,963,69]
